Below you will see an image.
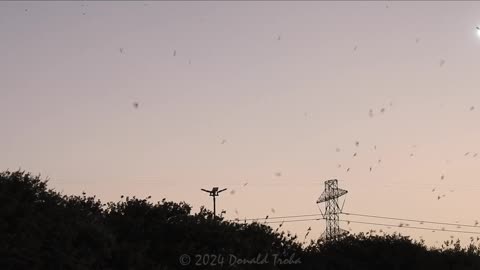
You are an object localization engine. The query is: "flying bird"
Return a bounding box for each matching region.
[230,190,236,195]
[173,50,176,56]
[221,139,226,144]
[353,152,357,157]
[133,102,139,109]
[355,141,360,147]
[243,182,248,187]
[380,108,385,114]
[271,208,276,213]
[441,174,445,180]
[470,106,475,111]
[119,48,124,54]
[275,172,282,177]
[440,59,446,66]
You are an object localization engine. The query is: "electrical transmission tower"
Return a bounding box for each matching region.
[316,179,348,241]
[201,187,227,217]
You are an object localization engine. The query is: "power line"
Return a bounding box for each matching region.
[264,218,322,224]
[262,217,480,236]
[339,219,480,235]
[342,212,480,229]
[239,212,480,230]
[242,213,321,221]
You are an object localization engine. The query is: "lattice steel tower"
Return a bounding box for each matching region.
[316,179,348,241]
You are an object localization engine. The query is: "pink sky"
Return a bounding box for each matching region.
[1,1,480,246]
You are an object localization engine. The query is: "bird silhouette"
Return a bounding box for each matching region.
[133,102,139,109]
[173,50,176,56]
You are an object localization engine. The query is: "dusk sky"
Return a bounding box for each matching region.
[2,1,480,246]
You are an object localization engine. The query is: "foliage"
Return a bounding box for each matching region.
[1,170,480,270]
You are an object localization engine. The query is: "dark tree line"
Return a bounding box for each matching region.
[1,170,480,270]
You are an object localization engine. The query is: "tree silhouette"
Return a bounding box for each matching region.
[1,170,480,270]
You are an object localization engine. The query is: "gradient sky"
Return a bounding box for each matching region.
[2,1,480,247]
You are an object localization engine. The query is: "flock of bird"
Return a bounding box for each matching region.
[19,2,480,245]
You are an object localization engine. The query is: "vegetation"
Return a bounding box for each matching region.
[1,170,480,269]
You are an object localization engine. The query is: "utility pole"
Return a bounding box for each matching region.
[201,187,227,217]
[316,179,348,242]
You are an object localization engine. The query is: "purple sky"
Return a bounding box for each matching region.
[1,1,480,246]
